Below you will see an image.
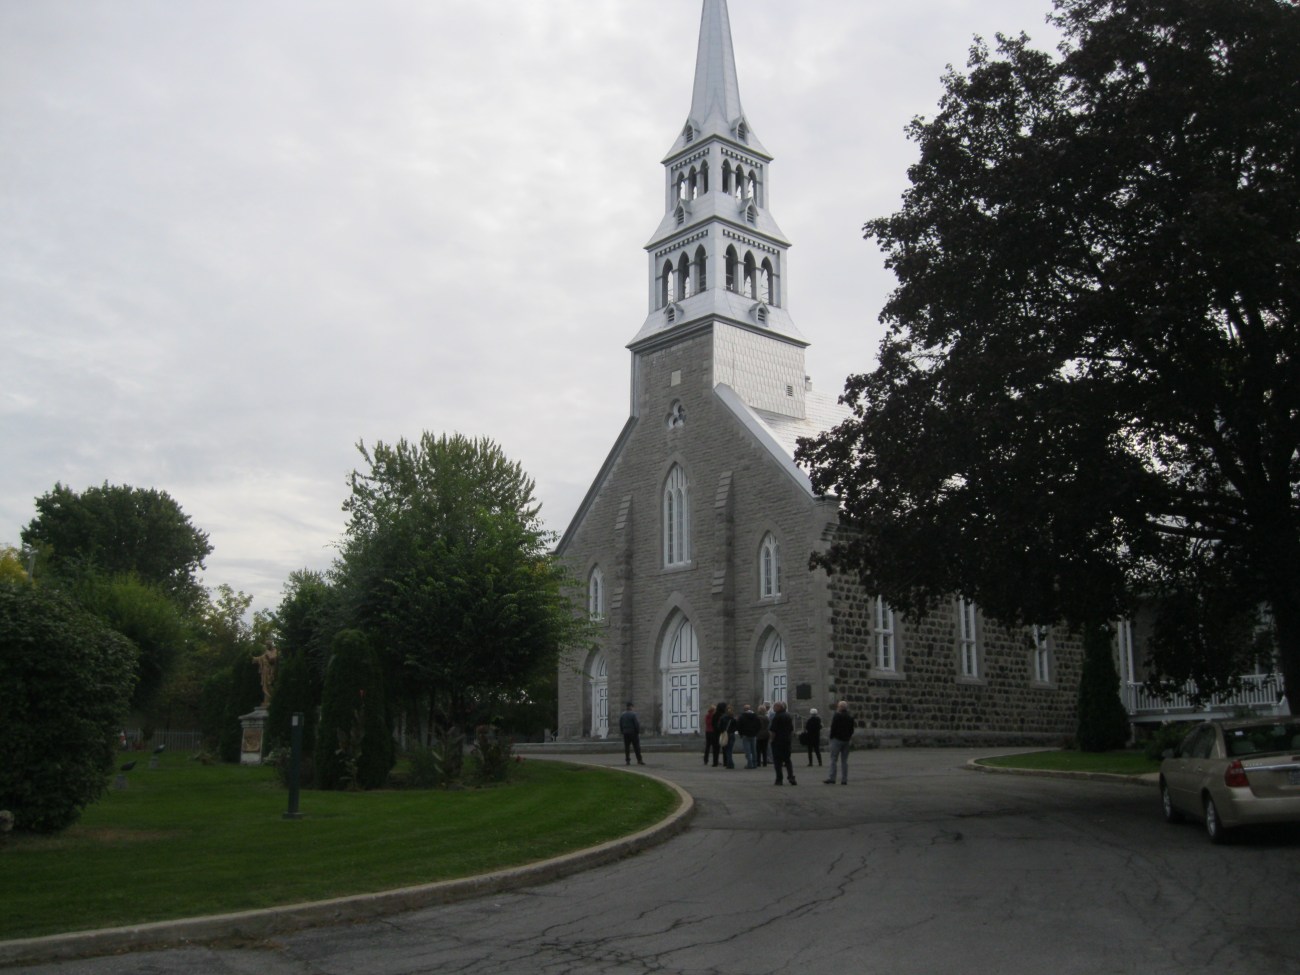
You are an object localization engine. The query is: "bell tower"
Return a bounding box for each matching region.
[628,0,809,420]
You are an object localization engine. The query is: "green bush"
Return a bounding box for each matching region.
[1143,722,1191,762]
[0,584,137,832]
[468,725,515,785]
[217,654,261,763]
[315,629,394,790]
[402,745,444,789]
[1076,622,1131,752]
[266,648,318,758]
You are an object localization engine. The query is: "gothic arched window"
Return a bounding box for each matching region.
[760,258,774,304]
[722,160,732,195]
[759,532,781,599]
[694,245,707,292]
[699,161,709,194]
[661,259,675,306]
[725,246,739,292]
[678,253,692,298]
[663,465,690,566]
[588,566,605,620]
[743,252,757,298]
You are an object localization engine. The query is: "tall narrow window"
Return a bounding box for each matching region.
[957,598,979,678]
[661,260,675,307]
[722,160,732,194]
[677,172,688,200]
[663,465,690,566]
[699,161,709,194]
[733,166,745,200]
[694,245,707,292]
[743,252,756,298]
[760,258,775,304]
[588,566,605,620]
[875,597,896,672]
[725,246,738,292]
[1032,625,1051,683]
[678,254,692,298]
[759,533,781,598]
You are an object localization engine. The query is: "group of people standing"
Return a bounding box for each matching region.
[703,700,855,786]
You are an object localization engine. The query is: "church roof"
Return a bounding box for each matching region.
[715,383,852,498]
[663,0,769,160]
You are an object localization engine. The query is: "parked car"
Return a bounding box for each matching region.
[1159,718,1300,843]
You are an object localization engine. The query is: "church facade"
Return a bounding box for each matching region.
[555,0,1085,746]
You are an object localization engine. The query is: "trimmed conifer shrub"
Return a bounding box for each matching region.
[1076,622,1131,752]
[315,629,394,790]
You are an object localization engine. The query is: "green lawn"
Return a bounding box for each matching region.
[976,750,1159,776]
[1,752,678,941]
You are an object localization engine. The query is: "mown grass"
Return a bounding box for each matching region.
[0,752,678,941]
[977,750,1160,775]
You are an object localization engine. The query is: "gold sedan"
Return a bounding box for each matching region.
[1159,718,1300,843]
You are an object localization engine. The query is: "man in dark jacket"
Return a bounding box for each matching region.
[769,702,797,785]
[824,700,854,785]
[736,704,760,769]
[619,703,644,765]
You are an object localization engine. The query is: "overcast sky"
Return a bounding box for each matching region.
[0,0,1063,614]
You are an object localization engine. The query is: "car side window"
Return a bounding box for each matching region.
[1187,726,1216,760]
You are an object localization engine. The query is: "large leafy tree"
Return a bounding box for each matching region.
[336,433,583,739]
[21,482,212,610]
[799,0,1300,712]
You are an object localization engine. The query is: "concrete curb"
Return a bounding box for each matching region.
[0,767,694,970]
[967,758,1160,788]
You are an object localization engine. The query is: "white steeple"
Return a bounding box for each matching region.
[630,0,808,419]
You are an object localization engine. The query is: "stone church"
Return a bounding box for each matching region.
[556,0,1084,746]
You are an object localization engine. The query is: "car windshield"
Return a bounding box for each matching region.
[1223,721,1300,758]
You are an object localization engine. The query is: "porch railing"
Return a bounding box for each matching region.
[1125,672,1287,716]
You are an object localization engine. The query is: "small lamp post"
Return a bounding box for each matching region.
[283,712,304,820]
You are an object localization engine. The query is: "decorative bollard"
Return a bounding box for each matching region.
[284,711,303,820]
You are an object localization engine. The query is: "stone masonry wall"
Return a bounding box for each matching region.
[828,575,1085,747]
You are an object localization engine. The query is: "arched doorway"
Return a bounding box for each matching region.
[761,630,788,705]
[588,651,608,738]
[661,614,700,734]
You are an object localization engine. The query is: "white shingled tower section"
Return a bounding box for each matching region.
[630,0,808,421]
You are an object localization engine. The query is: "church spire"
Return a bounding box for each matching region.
[630,0,807,419]
[666,0,767,159]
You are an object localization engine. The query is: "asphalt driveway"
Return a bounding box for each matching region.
[13,747,1300,974]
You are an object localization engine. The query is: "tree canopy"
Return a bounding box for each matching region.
[335,433,583,736]
[799,0,1300,711]
[21,482,212,609]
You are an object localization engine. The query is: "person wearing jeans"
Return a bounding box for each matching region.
[824,700,854,784]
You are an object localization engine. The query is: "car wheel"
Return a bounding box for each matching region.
[1203,794,1230,845]
[1160,780,1184,824]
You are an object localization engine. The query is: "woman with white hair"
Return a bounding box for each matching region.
[803,707,823,767]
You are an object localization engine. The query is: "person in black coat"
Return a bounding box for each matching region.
[803,708,823,766]
[769,702,797,786]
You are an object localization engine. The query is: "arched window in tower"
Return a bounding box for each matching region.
[588,566,605,620]
[733,165,746,200]
[725,246,739,292]
[678,253,692,298]
[760,258,774,304]
[683,123,694,144]
[743,252,757,298]
[737,120,749,144]
[688,166,699,200]
[663,464,690,566]
[721,160,732,195]
[746,171,757,201]
[759,532,781,599]
[699,161,708,194]
[677,172,688,201]
[694,245,707,292]
[661,259,676,306]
